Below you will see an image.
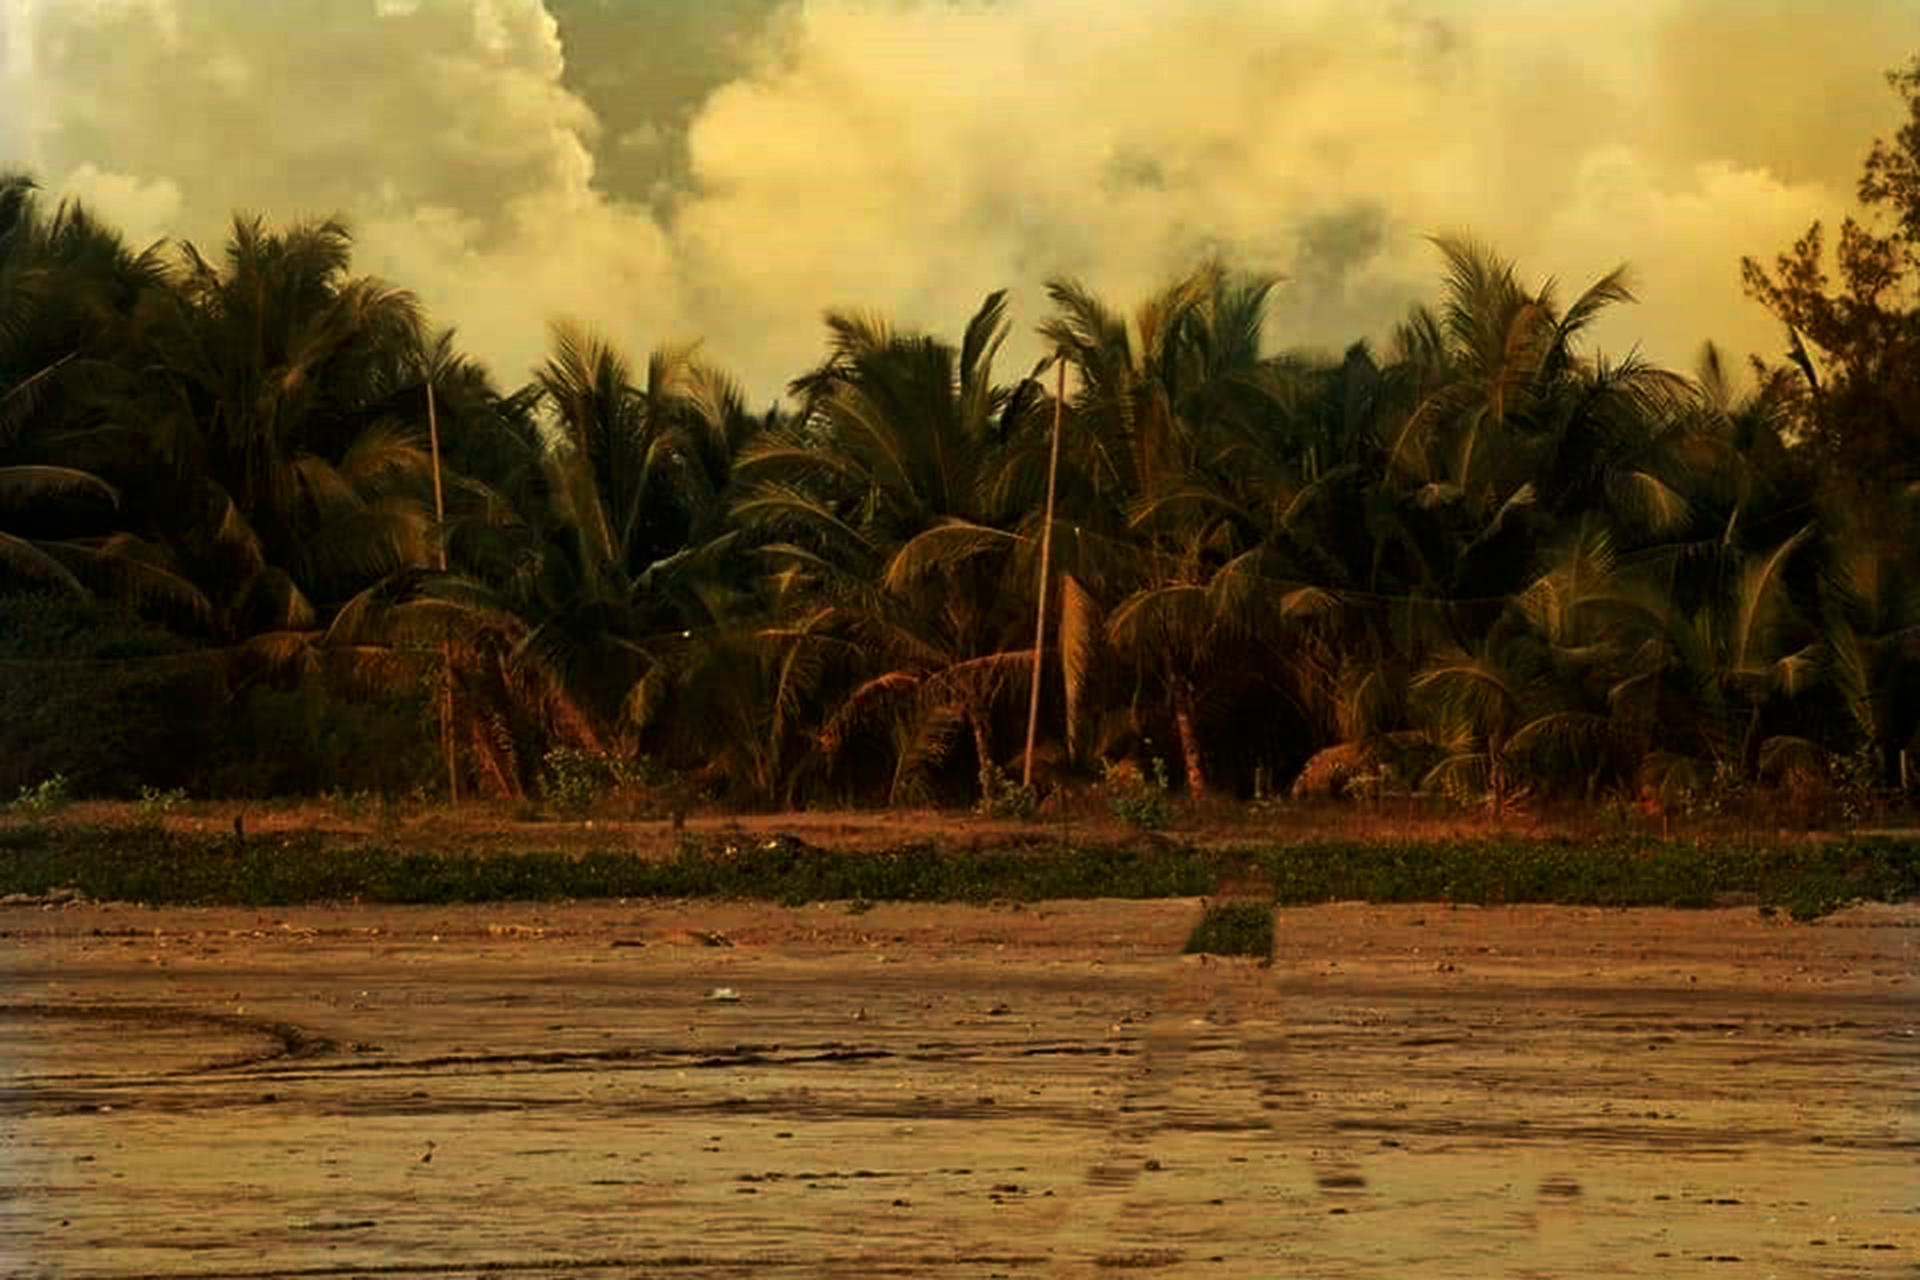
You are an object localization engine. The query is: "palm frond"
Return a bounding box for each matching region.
[1412,660,1518,739]
[1606,468,1691,535]
[0,530,90,596]
[881,519,1022,593]
[1732,524,1814,669]
[0,464,118,508]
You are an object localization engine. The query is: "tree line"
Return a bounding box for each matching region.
[4,61,1917,813]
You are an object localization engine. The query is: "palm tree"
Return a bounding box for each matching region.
[1042,265,1358,797]
[736,291,1049,804]
[0,174,171,600]
[112,215,436,641]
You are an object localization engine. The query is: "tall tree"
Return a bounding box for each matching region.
[737,292,1048,804]
[1743,56,1920,510]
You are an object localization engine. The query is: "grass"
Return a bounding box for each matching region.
[0,825,1915,919]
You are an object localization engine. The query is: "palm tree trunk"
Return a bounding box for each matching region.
[970,708,996,799]
[1741,705,1764,782]
[1489,733,1507,815]
[1172,678,1206,798]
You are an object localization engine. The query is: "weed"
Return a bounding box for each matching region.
[324,789,379,822]
[1105,757,1172,831]
[540,747,676,818]
[9,774,71,819]
[975,759,1038,822]
[540,748,613,817]
[133,785,188,829]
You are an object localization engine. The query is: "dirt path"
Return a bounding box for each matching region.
[1,898,1915,1277]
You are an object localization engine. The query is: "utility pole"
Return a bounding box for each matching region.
[425,365,459,805]
[1022,354,1066,791]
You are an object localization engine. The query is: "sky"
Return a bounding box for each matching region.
[1,0,1913,402]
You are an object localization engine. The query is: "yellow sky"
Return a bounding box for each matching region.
[2,0,1913,397]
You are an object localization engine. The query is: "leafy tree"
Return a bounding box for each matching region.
[1742,56,1920,506]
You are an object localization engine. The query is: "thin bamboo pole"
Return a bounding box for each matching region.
[425,374,459,805]
[1022,355,1067,791]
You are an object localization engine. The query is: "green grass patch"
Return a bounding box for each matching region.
[1184,900,1275,959]
[0,827,1914,920]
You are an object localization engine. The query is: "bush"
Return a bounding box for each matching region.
[0,593,218,797]
[538,747,672,818]
[133,785,188,828]
[975,759,1038,821]
[9,773,72,819]
[197,679,438,798]
[1184,900,1275,959]
[1105,756,1172,830]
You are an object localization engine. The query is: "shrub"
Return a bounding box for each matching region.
[10,773,72,819]
[540,747,608,817]
[975,759,1038,821]
[197,679,438,798]
[133,785,188,828]
[538,748,671,818]
[0,593,217,797]
[1105,756,1172,830]
[1184,900,1275,959]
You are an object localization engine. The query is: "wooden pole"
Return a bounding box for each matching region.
[425,373,459,805]
[1022,355,1066,791]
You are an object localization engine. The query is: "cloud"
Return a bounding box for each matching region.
[3,0,690,382]
[1,0,1910,396]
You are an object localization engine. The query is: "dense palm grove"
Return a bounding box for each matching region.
[5,64,1919,814]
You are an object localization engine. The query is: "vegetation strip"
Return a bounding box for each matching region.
[1184,901,1277,960]
[1,828,1913,920]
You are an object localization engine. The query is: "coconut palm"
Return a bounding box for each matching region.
[108,215,439,644]
[1038,266,1320,796]
[0,174,172,600]
[736,291,1049,803]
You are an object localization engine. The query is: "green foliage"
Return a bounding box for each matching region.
[322,788,379,821]
[1184,901,1275,959]
[1105,757,1172,830]
[1829,746,1883,825]
[1,826,1910,922]
[540,747,612,817]
[133,785,187,828]
[537,747,674,817]
[9,773,71,818]
[199,681,437,798]
[0,594,217,797]
[974,759,1038,821]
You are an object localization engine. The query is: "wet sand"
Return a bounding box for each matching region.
[1,897,1915,1277]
